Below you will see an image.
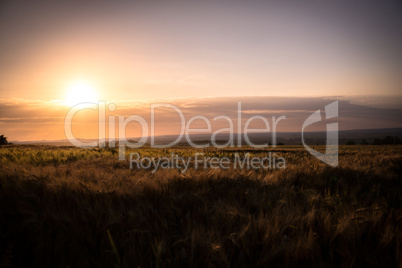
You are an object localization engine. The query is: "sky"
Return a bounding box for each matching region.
[0,0,401,141]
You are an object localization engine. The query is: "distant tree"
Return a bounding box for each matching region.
[0,134,8,145]
[346,140,356,145]
[373,138,381,145]
[373,136,401,145]
[278,142,284,146]
[384,136,401,144]
[360,139,369,145]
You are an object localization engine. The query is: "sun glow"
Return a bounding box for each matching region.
[64,81,99,106]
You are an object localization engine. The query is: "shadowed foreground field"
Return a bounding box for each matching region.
[0,145,401,267]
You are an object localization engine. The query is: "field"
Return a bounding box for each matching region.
[0,144,401,267]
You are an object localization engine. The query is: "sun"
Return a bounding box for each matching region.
[64,80,99,106]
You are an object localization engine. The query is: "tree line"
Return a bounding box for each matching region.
[347,136,401,145]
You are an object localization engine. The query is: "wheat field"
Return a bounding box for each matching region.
[0,145,401,267]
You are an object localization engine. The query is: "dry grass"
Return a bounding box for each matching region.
[0,145,401,267]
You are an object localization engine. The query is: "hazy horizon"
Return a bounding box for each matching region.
[2,95,401,142]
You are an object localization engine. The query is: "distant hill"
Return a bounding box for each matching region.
[10,128,402,147]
